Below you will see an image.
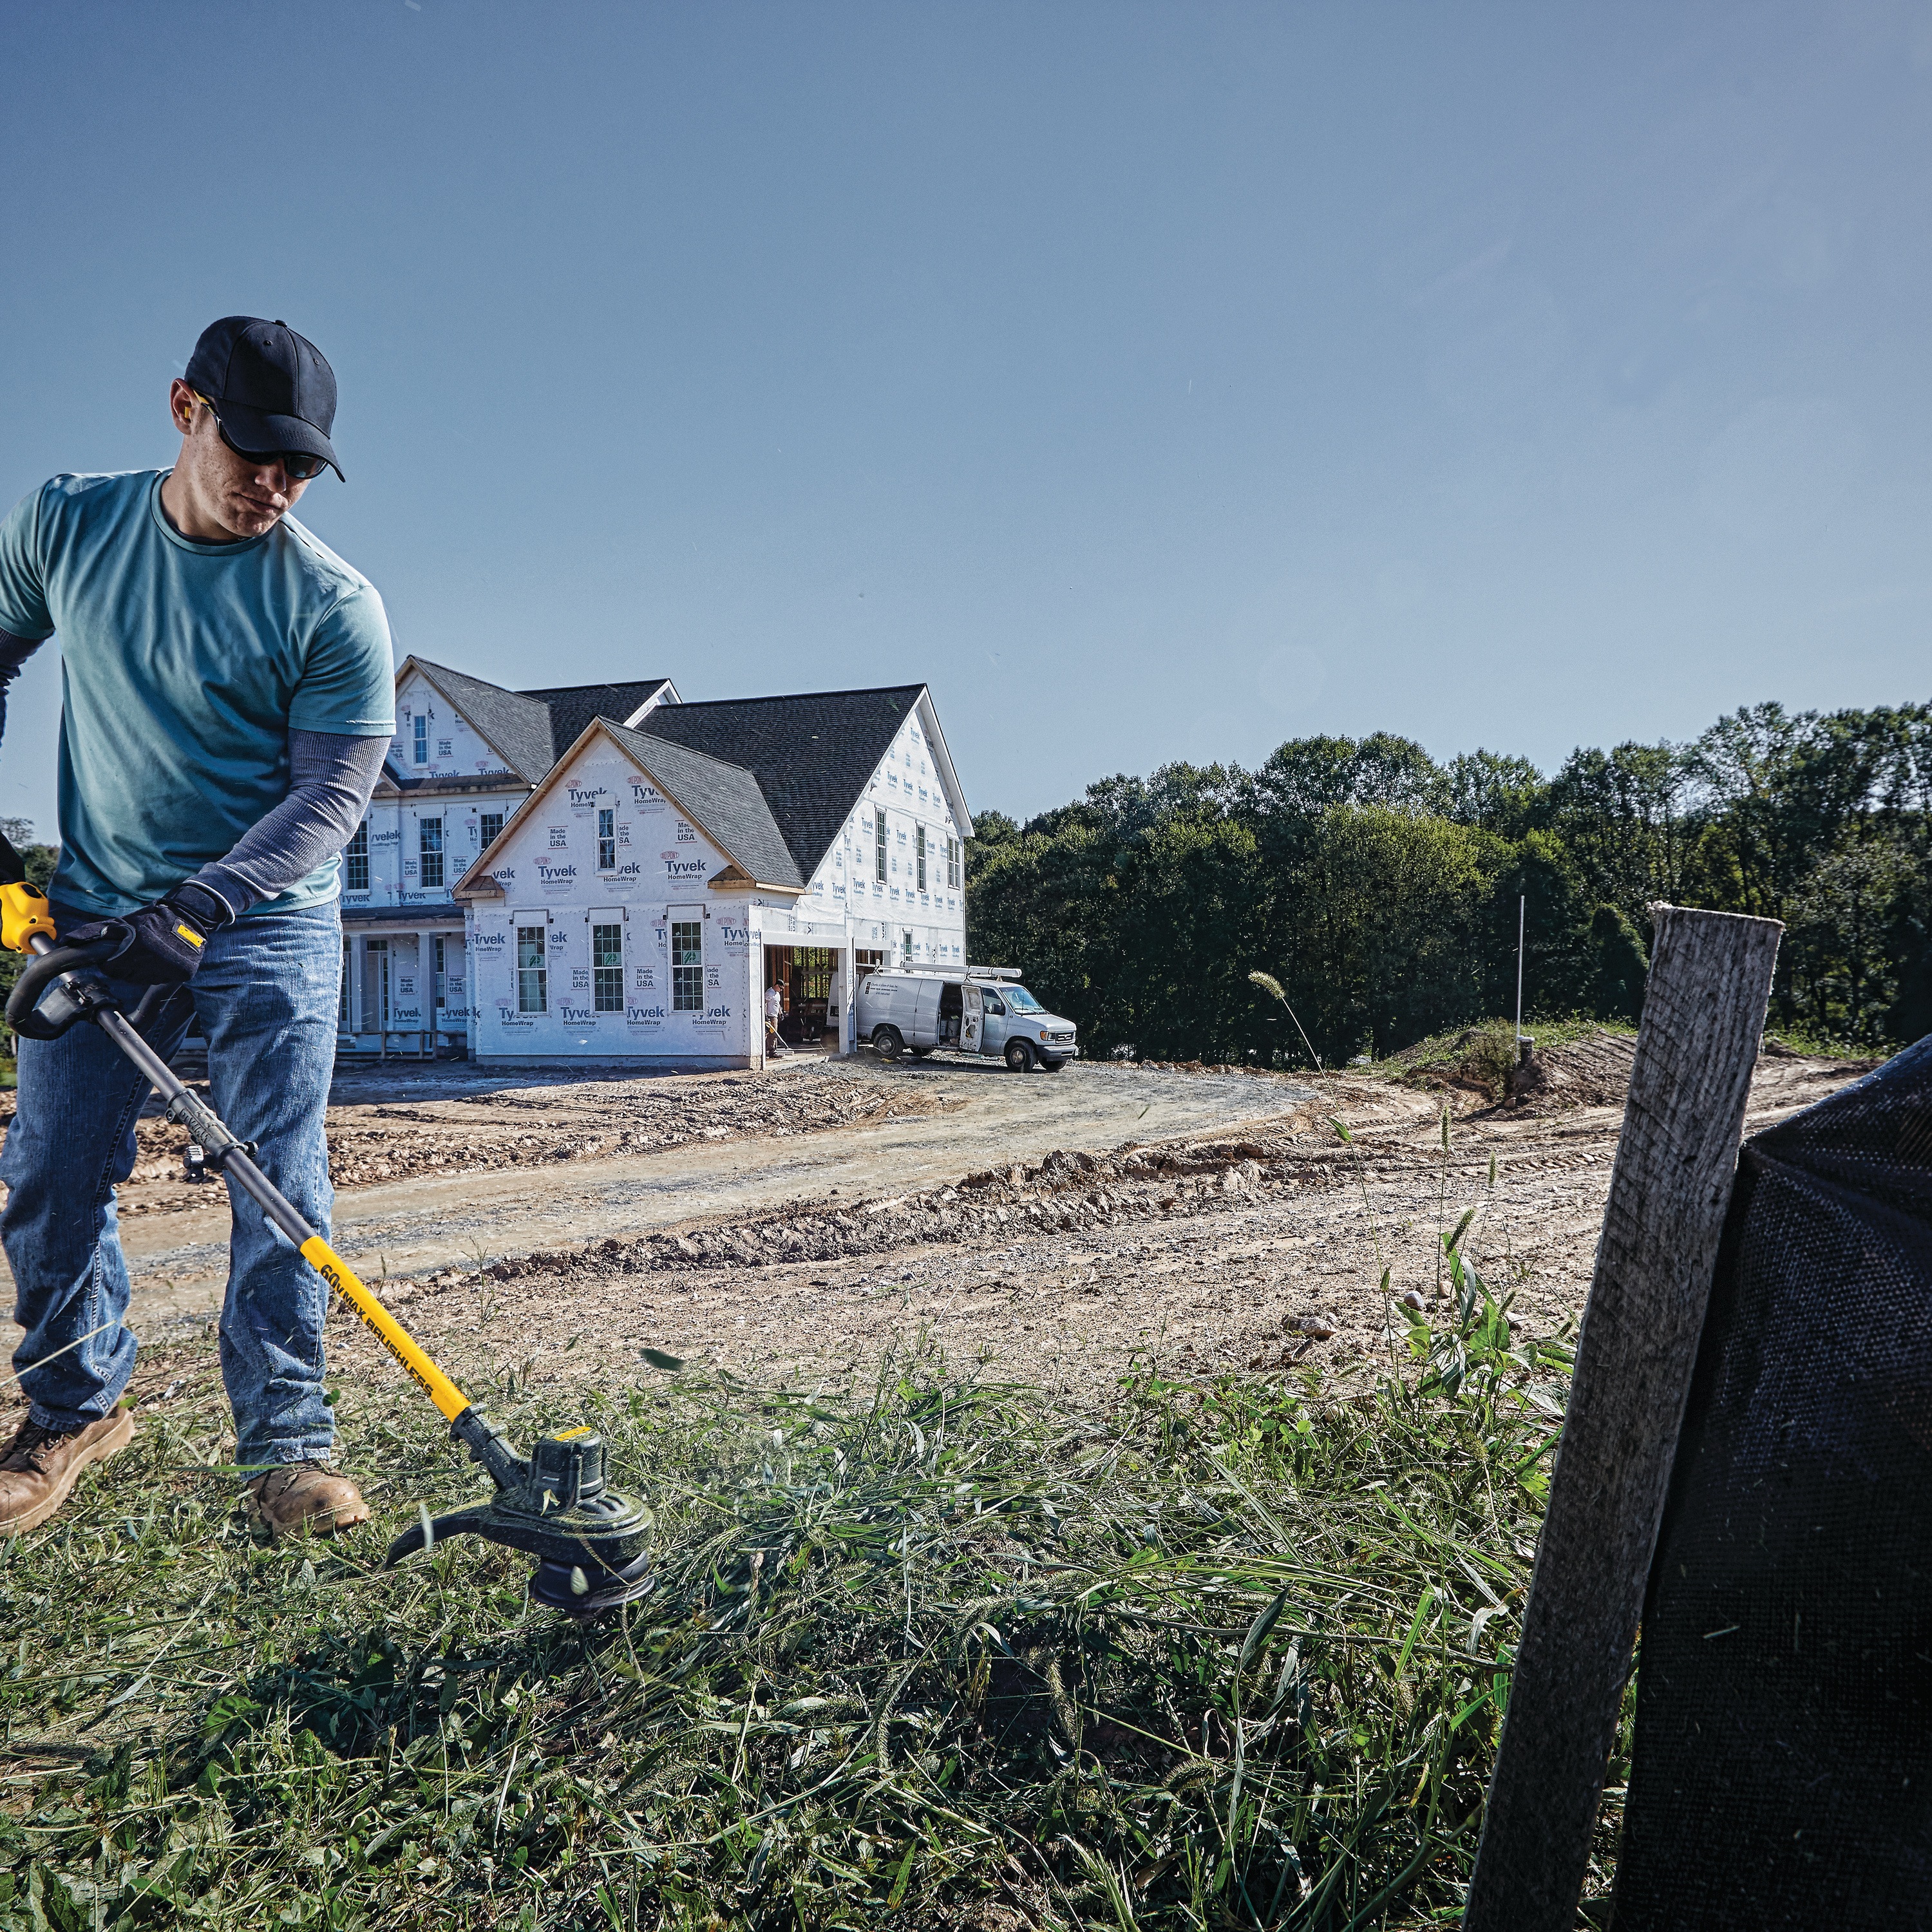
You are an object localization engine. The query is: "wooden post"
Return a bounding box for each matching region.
[1463,905,1782,1931]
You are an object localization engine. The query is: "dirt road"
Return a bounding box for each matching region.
[278,1038,1864,1416]
[1,1057,1311,1338]
[4,1036,1872,1422]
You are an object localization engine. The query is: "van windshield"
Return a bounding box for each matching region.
[1004,985,1045,1012]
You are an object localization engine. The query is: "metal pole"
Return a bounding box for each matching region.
[1515,894,1526,1051]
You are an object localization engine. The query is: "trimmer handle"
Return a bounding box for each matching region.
[6,939,120,1040]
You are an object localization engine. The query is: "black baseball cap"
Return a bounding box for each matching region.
[183,316,344,480]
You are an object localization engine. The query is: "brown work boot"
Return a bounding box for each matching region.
[243,1461,372,1539]
[0,1408,137,1537]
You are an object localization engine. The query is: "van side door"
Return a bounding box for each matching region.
[980,990,1009,1053]
[911,979,940,1046]
[961,981,983,1054]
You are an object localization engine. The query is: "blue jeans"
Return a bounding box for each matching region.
[3,902,343,1472]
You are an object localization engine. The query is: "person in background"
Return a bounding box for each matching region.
[765,976,788,1056]
[0,316,393,1541]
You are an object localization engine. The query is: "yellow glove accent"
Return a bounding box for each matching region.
[0,880,57,953]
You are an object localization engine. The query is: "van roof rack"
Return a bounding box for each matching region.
[967,965,1021,980]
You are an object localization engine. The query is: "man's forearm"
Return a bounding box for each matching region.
[0,624,45,743]
[192,730,388,916]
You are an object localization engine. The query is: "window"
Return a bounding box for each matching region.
[432,934,447,1010]
[480,811,504,848]
[874,808,887,884]
[339,938,352,1027]
[517,925,547,1012]
[419,817,444,889]
[915,826,926,893]
[900,928,914,964]
[597,808,616,871]
[946,835,960,889]
[344,823,368,893]
[363,938,390,1032]
[671,921,703,1011]
[592,923,623,1011]
[413,715,428,765]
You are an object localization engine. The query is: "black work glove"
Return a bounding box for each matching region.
[62,881,235,987]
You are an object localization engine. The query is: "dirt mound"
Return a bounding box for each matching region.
[1387,1024,1520,1101]
[379,1126,1367,1304]
[1506,1029,1638,1111]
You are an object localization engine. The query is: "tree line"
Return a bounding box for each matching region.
[963,701,1932,1067]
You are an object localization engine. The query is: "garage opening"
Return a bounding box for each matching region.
[764,945,838,1047]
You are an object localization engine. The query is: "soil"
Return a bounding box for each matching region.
[0,1056,949,1218]
[35,1029,1868,1428]
[1505,1030,1641,1111]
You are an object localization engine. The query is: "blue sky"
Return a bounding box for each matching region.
[4,3,1929,835]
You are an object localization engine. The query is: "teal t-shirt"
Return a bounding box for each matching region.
[0,471,396,916]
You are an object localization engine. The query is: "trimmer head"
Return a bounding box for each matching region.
[386,1410,654,1619]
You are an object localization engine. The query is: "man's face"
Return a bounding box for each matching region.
[167,378,311,539]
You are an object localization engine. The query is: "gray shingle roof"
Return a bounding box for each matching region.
[422,665,930,894]
[408,659,558,783]
[635,686,925,881]
[408,661,674,782]
[603,723,803,889]
[519,679,673,753]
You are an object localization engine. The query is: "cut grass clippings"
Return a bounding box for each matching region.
[0,1312,1613,1930]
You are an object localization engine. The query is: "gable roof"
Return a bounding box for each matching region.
[406,659,556,782]
[455,718,804,898]
[402,658,676,784]
[606,724,803,889]
[634,685,928,880]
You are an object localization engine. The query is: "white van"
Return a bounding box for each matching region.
[854,967,1079,1072]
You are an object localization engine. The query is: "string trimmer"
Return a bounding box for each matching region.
[0,842,651,1616]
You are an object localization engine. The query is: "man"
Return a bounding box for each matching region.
[765,977,786,1057]
[0,316,394,1540]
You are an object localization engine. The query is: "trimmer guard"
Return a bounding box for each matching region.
[384,1412,655,1618]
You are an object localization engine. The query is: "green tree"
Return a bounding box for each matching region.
[1291,806,1502,1060]
[1584,904,1649,1021]
[963,698,1931,1066]
[1446,750,1547,840]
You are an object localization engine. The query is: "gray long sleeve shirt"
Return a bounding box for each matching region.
[0,623,386,915]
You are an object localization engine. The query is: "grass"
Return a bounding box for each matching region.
[1759,1023,1893,1062]
[0,1282,1605,1932]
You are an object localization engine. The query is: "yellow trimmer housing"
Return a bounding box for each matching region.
[0,878,57,953]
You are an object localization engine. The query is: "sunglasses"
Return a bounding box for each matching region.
[193,393,330,482]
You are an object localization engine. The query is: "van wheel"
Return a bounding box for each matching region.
[1005,1040,1035,1073]
[909,1046,932,1058]
[873,1026,904,1061]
